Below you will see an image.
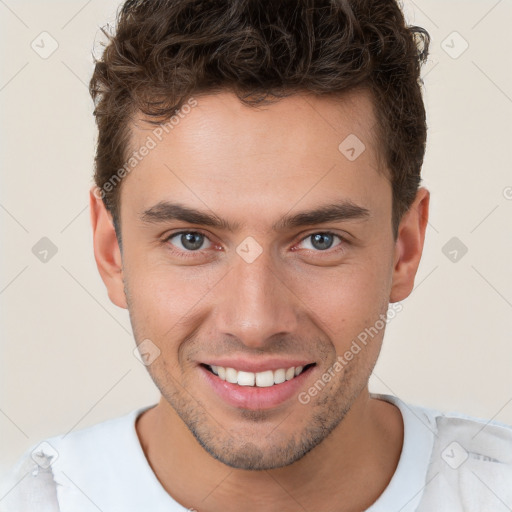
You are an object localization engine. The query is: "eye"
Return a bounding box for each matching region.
[297,232,344,251]
[166,231,212,252]
[163,230,345,258]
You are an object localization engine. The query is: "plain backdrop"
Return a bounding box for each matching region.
[1,0,511,480]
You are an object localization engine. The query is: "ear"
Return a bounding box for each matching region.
[390,187,430,302]
[89,186,127,309]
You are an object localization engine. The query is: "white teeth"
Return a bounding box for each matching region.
[237,371,255,386]
[274,368,286,384]
[207,364,310,387]
[255,370,274,387]
[225,367,238,384]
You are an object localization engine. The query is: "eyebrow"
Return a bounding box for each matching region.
[140,200,370,232]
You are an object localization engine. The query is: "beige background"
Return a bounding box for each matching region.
[1,0,511,480]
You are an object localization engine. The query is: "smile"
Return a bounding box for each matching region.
[202,363,316,388]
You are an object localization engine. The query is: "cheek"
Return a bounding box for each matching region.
[125,260,218,337]
[291,255,393,346]
[125,267,214,379]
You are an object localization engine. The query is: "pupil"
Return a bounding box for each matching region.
[182,233,203,250]
[312,233,333,250]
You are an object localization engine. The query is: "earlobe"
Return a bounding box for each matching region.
[89,186,128,309]
[390,187,430,303]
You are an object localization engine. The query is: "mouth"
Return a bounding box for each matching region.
[198,362,317,410]
[200,362,316,387]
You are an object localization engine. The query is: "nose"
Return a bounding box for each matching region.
[212,247,299,349]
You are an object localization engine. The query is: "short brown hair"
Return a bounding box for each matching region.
[90,0,430,239]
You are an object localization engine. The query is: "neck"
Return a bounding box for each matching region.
[136,388,403,511]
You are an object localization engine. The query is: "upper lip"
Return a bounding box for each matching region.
[201,358,315,373]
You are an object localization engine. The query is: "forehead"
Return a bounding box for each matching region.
[121,89,390,227]
[132,88,379,163]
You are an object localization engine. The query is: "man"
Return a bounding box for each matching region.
[1,0,511,510]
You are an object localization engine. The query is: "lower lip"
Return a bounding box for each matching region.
[198,364,315,410]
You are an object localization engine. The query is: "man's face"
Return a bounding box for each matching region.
[116,90,399,470]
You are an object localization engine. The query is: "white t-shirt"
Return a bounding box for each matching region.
[1,393,511,511]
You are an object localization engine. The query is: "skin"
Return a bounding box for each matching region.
[89,89,429,511]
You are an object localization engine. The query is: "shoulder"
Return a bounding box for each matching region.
[425,405,512,471]
[49,406,146,461]
[374,392,512,457]
[394,395,512,510]
[0,406,153,512]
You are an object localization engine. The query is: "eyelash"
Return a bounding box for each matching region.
[163,230,346,258]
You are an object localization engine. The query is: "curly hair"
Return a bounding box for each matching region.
[90,0,430,238]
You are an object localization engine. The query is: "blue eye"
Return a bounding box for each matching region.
[167,231,212,251]
[299,232,343,251]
